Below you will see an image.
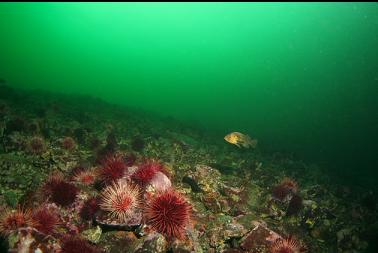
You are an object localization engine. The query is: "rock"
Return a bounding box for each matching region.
[168,132,199,147]
[134,232,167,253]
[150,171,172,192]
[223,220,247,241]
[8,228,52,253]
[240,221,282,251]
[182,176,202,193]
[302,199,317,208]
[202,192,223,213]
[170,228,203,253]
[208,163,237,175]
[101,231,140,253]
[189,165,222,193]
[336,227,368,252]
[222,249,244,253]
[82,225,102,244]
[337,228,351,244]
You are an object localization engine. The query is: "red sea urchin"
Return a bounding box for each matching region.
[61,235,101,253]
[0,207,35,236]
[80,197,100,221]
[272,177,298,201]
[62,136,76,151]
[43,175,79,207]
[32,206,60,235]
[43,174,64,193]
[286,194,303,216]
[270,235,307,253]
[74,169,98,186]
[131,160,164,187]
[100,180,141,223]
[280,177,298,193]
[272,184,291,201]
[145,190,191,240]
[27,136,46,155]
[70,166,85,178]
[100,154,127,184]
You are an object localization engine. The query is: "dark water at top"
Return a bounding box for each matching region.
[0,3,377,189]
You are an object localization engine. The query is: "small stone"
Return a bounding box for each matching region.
[134,232,167,253]
[223,221,247,240]
[82,225,102,244]
[323,219,331,226]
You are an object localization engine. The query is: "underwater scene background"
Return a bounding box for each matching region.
[0,2,377,253]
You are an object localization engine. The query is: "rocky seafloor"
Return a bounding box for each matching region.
[0,85,377,253]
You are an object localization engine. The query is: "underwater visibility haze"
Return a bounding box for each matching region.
[0,2,377,253]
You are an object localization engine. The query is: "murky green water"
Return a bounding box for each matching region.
[0,3,377,252]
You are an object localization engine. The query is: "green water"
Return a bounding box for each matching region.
[0,2,377,188]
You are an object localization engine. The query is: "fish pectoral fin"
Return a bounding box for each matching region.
[242,143,250,148]
[235,143,242,148]
[236,140,245,147]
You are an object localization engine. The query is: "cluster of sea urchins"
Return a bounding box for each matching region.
[97,157,192,240]
[0,205,60,237]
[1,153,193,252]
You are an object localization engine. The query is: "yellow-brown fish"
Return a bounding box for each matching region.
[224,132,258,148]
